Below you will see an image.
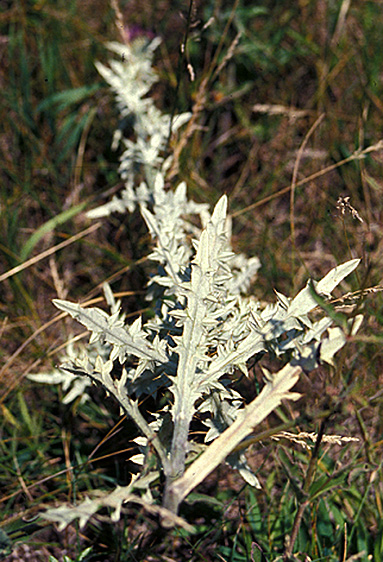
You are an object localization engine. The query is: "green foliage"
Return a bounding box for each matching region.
[0,528,12,559]
[0,0,118,321]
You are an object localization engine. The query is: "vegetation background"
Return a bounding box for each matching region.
[1,0,383,560]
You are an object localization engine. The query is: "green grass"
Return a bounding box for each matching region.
[1,0,383,560]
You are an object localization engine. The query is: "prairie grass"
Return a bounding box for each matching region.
[1,1,383,561]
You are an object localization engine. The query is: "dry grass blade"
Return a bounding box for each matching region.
[232,140,383,217]
[0,223,101,283]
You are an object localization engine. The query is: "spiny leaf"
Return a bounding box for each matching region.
[53,299,167,363]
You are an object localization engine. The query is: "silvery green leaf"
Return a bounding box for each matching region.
[28,339,95,404]
[316,258,360,295]
[287,259,360,317]
[274,290,290,310]
[28,371,70,385]
[86,194,131,218]
[130,453,145,465]
[92,38,192,218]
[53,299,168,364]
[205,326,265,382]
[42,497,100,531]
[286,282,314,317]
[60,377,92,404]
[199,386,243,438]
[318,327,346,365]
[165,196,234,486]
[170,112,193,132]
[165,363,302,510]
[48,28,364,524]
[103,282,123,316]
[210,192,228,224]
[301,317,333,343]
[349,313,364,335]
[28,370,92,405]
[42,473,159,530]
[227,451,261,489]
[319,314,363,365]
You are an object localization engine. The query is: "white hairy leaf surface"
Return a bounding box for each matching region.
[53,299,167,364]
[32,34,365,528]
[167,364,301,507]
[288,259,360,317]
[41,473,160,530]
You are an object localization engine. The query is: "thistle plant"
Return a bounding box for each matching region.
[31,36,363,531]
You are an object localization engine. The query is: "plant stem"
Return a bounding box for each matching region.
[284,418,328,560]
